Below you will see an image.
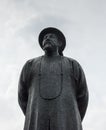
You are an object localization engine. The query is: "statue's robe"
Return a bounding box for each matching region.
[18,55,89,130]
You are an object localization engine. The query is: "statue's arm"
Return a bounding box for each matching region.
[72,60,89,121]
[18,61,30,115]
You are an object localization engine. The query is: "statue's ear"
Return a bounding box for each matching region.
[58,40,62,47]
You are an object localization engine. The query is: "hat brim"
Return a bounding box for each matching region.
[38,27,66,52]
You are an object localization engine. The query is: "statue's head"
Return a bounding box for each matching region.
[38,27,66,55]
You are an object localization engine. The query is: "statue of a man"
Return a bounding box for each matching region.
[18,27,89,130]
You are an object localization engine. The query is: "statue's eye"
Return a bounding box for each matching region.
[44,35,48,39]
[50,35,54,38]
[50,34,56,38]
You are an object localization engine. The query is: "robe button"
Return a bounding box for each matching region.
[39,73,41,76]
[61,73,63,76]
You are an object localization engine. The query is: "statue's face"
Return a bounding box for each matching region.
[42,33,59,51]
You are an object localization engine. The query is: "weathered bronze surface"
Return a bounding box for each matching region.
[18,27,89,130]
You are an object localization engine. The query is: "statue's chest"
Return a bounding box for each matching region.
[31,56,72,100]
[39,57,62,100]
[41,57,61,75]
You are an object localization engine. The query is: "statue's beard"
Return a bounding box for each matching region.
[43,41,55,52]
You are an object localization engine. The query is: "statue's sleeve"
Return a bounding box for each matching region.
[72,60,89,121]
[18,60,31,115]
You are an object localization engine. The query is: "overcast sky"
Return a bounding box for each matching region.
[0,0,106,130]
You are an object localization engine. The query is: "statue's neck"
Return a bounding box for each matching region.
[44,50,60,57]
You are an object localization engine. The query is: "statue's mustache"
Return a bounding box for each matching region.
[43,40,54,46]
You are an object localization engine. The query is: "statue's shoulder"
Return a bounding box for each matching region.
[63,56,82,71]
[25,56,42,67]
[63,56,82,80]
[63,56,80,65]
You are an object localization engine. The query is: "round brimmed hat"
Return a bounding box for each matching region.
[38,27,66,53]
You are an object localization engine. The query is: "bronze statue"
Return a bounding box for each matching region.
[18,27,89,130]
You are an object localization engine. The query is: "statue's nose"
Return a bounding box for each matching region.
[46,35,52,39]
[46,36,50,40]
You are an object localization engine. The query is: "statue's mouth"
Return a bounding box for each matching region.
[43,40,53,47]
